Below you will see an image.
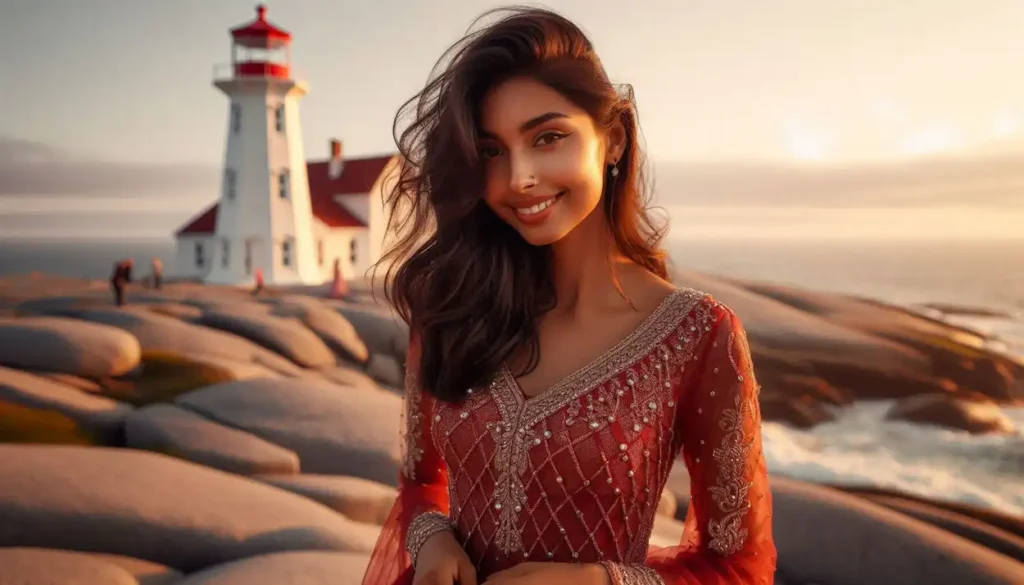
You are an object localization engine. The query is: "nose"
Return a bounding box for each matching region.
[509,155,536,193]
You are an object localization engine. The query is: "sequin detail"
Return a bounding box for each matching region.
[706,328,757,556]
[481,288,713,556]
[406,511,454,567]
[600,562,666,585]
[400,371,424,480]
[388,292,777,581]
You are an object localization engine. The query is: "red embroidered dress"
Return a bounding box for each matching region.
[363,288,777,584]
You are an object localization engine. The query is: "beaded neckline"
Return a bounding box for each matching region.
[498,287,708,427]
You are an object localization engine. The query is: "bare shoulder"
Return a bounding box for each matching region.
[633,268,718,314]
[646,274,679,299]
[618,263,679,310]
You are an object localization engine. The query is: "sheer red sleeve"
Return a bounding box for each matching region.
[606,304,777,584]
[362,332,452,585]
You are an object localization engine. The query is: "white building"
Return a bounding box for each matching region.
[174,5,398,285]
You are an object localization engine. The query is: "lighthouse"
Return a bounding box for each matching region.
[205,4,319,285]
[174,5,400,287]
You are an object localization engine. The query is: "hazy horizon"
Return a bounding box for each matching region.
[3,140,1024,240]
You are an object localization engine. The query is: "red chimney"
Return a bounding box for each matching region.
[328,139,344,179]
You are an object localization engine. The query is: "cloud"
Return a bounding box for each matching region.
[0,136,218,196]
[0,209,186,240]
[666,205,1024,241]
[653,152,1024,209]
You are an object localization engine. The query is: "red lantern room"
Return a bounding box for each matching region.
[227,4,292,79]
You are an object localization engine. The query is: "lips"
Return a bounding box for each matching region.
[510,191,565,225]
[510,192,563,210]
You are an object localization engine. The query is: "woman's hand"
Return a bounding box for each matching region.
[412,531,477,585]
[482,562,611,585]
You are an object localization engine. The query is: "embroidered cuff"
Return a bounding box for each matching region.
[598,562,666,585]
[406,511,454,567]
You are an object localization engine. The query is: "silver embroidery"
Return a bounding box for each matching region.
[407,511,454,567]
[424,289,759,572]
[707,327,756,556]
[512,290,704,430]
[488,390,533,555]
[483,289,713,557]
[600,562,666,585]
[400,371,424,480]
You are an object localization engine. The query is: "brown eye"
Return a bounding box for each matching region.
[535,132,567,147]
[479,145,503,159]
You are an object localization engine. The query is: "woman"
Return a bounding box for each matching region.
[363,7,776,585]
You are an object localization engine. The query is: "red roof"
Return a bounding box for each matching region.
[306,154,394,197]
[231,5,291,49]
[311,194,367,228]
[175,154,396,235]
[176,204,217,235]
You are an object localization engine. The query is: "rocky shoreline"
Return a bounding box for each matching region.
[0,271,1022,584]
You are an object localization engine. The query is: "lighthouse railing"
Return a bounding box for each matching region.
[213,62,294,82]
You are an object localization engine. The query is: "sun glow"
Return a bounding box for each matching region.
[901,125,960,157]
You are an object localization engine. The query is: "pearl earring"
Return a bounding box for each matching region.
[611,165,619,177]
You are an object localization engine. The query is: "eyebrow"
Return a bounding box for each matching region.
[479,112,569,139]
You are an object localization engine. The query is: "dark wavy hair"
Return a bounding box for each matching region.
[373,6,669,403]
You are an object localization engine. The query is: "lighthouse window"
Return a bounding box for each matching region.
[275,105,285,132]
[222,240,230,268]
[317,239,324,266]
[230,103,241,134]
[282,239,293,267]
[349,238,357,264]
[279,170,290,199]
[195,241,206,269]
[225,169,236,200]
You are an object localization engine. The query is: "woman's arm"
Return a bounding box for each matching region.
[362,332,454,585]
[602,304,777,585]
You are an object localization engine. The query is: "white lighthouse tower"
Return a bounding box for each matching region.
[206,5,319,285]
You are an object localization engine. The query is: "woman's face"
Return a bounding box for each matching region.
[478,77,622,246]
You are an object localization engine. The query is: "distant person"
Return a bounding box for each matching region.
[329,257,348,298]
[151,257,163,289]
[361,8,776,585]
[109,259,134,307]
[252,267,264,296]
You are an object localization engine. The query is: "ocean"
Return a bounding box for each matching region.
[0,238,177,282]
[671,236,1024,516]
[0,235,1022,516]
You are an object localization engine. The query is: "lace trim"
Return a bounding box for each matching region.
[406,511,454,567]
[707,327,757,556]
[599,562,666,585]
[400,371,424,480]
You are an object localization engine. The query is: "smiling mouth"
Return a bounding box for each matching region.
[513,191,565,216]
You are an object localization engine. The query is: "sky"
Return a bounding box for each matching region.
[2,0,1024,239]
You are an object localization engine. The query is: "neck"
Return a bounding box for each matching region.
[549,206,629,316]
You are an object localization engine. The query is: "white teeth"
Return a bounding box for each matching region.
[516,196,557,215]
